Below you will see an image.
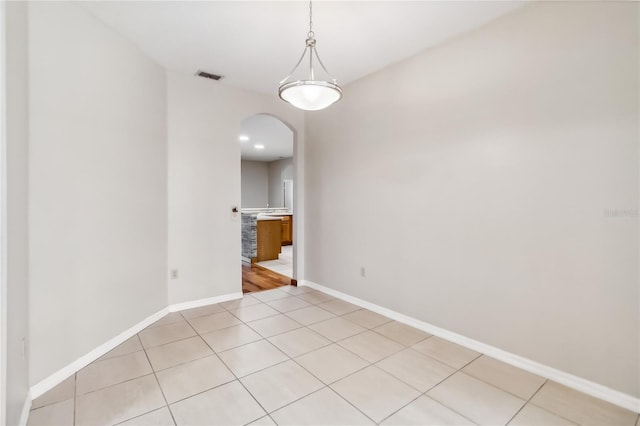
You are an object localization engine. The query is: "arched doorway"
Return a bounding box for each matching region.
[238,114,297,294]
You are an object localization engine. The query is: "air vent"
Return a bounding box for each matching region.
[196,70,223,81]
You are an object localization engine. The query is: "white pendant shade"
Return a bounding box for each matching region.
[279,80,342,111]
[278,1,342,111]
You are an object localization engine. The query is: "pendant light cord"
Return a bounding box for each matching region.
[308,0,314,39]
[278,0,338,85]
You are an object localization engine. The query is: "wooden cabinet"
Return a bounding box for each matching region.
[281,215,293,246]
[257,219,282,262]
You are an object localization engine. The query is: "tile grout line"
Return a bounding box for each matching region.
[271,312,436,423]
[139,338,178,426]
[191,298,375,424]
[503,379,549,425]
[520,380,583,426]
[286,357,378,424]
[268,336,334,359]
[190,293,552,425]
[184,310,274,424]
[30,289,355,423]
[60,287,614,426]
[237,325,378,425]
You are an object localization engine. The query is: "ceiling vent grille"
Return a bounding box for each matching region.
[196,70,223,81]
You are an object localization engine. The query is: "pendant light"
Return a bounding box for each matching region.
[278,1,342,111]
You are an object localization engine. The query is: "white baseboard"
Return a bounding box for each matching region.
[168,292,243,313]
[30,306,169,399]
[299,280,640,413]
[18,392,31,426]
[30,291,243,400]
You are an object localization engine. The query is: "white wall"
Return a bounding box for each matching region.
[28,2,168,386]
[3,2,30,424]
[305,1,639,398]
[241,160,269,208]
[268,158,293,208]
[167,72,305,304]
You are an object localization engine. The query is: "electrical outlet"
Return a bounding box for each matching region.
[171,269,178,279]
[360,267,366,278]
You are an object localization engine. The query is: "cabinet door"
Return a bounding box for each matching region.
[281,216,292,245]
[257,220,282,261]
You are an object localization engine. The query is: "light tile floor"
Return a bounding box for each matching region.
[257,245,292,278]
[28,286,640,426]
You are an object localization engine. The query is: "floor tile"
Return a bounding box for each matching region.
[373,321,431,346]
[170,380,266,425]
[220,295,261,310]
[331,365,421,423]
[279,285,314,296]
[277,267,293,277]
[257,260,282,268]
[200,324,263,352]
[267,265,292,276]
[76,350,152,394]
[309,317,366,342]
[381,395,474,425]
[229,303,280,322]
[75,374,165,425]
[139,321,197,348]
[251,288,291,302]
[241,360,324,412]
[463,355,546,400]
[269,327,331,358]
[427,372,526,425]
[295,344,370,384]
[317,299,362,316]
[509,403,577,425]
[156,355,235,403]
[147,312,186,329]
[411,336,480,369]
[98,335,144,362]
[530,381,638,425]
[342,309,392,329]
[27,398,74,426]
[118,406,176,425]
[266,296,312,313]
[179,303,225,320]
[296,290,336,304]
[376,348,455,392]
[188,311,243,334]
[338,330,404,363]
[271,387,374,425]
[145,336,213,371]
[248,416,277,425]
[247,314,303,337]
[31,375,75,409]
[218,339,288,377]
[285,305,336,326]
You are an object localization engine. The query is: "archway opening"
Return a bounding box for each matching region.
[239,114,297,294]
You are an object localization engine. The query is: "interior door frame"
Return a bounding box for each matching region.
[239,113,303,285]
[0,1,8,423]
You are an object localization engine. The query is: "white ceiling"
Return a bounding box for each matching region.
[79,1,524,96]
[240,114,293,161]
[78,1,524,161]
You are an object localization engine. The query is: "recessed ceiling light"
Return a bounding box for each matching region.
[254,144,265,150]
[239,135,249,141]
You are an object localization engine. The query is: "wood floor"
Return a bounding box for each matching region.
[242,262,290,294]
